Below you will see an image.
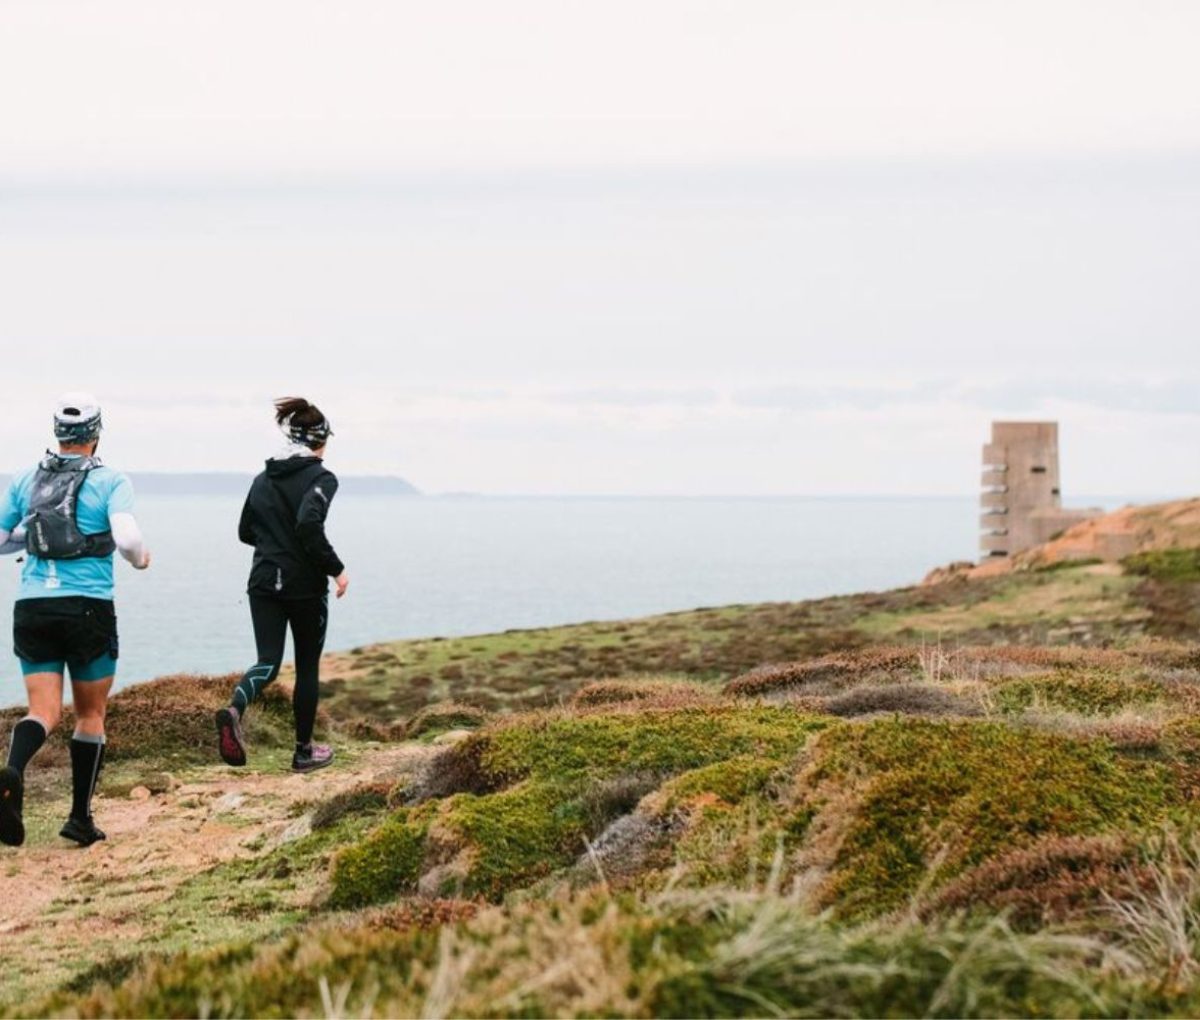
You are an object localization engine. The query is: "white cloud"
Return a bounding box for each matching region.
[2,1,1200,179]
[0,3,1196,496]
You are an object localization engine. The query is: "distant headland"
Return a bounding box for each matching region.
[0,472,420,497]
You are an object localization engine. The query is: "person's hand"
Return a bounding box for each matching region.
[137,549,152,570]
[334,571,349,598]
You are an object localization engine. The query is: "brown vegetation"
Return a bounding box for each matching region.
[925,835,1155,930]
[723,647,921,698]
[823,683,981,718]
[0,673,301,765]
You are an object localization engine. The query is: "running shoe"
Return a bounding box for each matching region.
[215,707,247,767]
[60,814,106,847]
[292,743,334,773]
[0,766,24,847]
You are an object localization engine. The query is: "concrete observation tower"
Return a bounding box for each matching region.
[980,422,1099,560]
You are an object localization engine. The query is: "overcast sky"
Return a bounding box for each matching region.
[1,1,1197,495]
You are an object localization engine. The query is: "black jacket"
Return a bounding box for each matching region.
[239,456,345,599]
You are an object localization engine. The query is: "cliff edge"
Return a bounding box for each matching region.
[925,497,1200,584]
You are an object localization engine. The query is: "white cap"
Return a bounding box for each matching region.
[55,391,101,420]
[54,391,103,441]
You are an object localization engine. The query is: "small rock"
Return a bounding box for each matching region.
[273,814,313,847]
[129,786,152,801]
[432,728,472,745]
[213,792,246,813]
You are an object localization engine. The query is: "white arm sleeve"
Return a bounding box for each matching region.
[110,512,149,568]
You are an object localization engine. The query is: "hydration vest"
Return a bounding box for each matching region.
[24,454,116,560]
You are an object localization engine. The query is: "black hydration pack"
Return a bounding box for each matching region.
[24,454,116,560]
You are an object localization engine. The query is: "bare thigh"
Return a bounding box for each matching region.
[24,673,64,732]
[70,677,113,738]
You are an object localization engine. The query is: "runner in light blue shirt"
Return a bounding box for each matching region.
[0,393,151,849]
[1,459,137,601]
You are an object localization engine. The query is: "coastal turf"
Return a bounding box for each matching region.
[9,556,1200,1017]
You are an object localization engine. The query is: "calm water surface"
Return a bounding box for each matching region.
[0,494,1106,706]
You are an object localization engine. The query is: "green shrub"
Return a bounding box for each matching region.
[337,707,825,904]
[1036,557,1103,572]
[480,706,825,784]
[663,755,780,808]
[992,670,1167,715]
[445,708,822,898]
[669,796,792,887]
[443,782,592,898]
[328,811,429,909]
[1124,548,1200,582]
[801,719,1175,917]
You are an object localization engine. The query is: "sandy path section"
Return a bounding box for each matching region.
[0,744,429,1008]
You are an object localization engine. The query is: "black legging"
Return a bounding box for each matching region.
[233,594,328,745]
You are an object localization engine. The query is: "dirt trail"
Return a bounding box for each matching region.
[0,743,430,1009]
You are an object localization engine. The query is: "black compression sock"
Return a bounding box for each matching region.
[6,718,48,776]
[69,733,104,821]
[232,662,279,715]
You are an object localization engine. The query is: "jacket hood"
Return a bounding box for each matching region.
[265,455,324,479]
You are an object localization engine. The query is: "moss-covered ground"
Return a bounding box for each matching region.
[312,562,1185,730]
[8,556,1200,1017]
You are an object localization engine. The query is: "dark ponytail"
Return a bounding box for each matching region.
[274,396,324,428]
[274,396,334,448]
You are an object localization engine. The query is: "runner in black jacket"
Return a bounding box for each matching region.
[216,397,348,773]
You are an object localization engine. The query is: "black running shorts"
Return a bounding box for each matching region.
[12,597,119,681]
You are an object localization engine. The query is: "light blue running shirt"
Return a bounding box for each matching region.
[0,456,135,601]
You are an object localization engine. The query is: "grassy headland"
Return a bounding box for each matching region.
[4,503,1200,1017]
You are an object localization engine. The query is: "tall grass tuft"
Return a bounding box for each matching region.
[1105,832,1200,985]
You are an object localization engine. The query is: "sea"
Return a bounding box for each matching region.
[0,493,1143,707]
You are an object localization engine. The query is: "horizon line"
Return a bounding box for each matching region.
[0,475,1177,504]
